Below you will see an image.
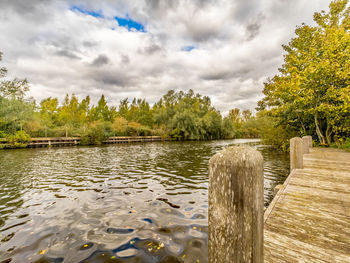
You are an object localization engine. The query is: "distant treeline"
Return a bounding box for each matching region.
[0,53,260,145]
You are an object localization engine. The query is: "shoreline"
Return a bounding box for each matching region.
[0,136,261,150]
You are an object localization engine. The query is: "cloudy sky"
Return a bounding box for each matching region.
[0,0,331,113]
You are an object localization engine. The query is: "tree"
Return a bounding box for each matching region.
[0,52,34,134]
[40,97,59,136]
[78,95,91,131]
[90,94,116,122]
[58,94,82,136]
[258,0,350,145]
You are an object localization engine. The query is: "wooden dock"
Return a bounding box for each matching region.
[0,136,166,148]
[264,147,350,262]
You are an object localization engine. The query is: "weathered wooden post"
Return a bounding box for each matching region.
[302,136,310,154]
[303,136,312,149]
[209,146,264,263]
[290,137,303,170]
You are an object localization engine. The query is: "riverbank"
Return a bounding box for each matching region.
[0,136,174,149]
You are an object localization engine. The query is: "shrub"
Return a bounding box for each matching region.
[126,121,141,136]
[0,131,7,138]
[80,121,111,145]
[6,130,31,148]
[111,117,128,136]
[333,137,350,151]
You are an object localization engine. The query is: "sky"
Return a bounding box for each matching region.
[0,0,331,113]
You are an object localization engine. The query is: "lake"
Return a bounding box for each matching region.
[0,139,289,263]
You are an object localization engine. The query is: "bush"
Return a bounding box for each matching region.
[256,115,298,152]
[6,130,31,148]
[332,137,350,151]
[0,131,7,138]
[80,121,111,145]
[126,121,141,136]
[111,117,128,136]
[24,120,41,136]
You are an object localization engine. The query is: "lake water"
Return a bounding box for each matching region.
[0,139,289,263]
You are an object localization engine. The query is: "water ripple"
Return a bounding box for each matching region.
[0,139,288,262]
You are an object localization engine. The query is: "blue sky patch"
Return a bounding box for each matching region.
[70,6,103,18]
[181,45,196,52]
[115,15,145,32]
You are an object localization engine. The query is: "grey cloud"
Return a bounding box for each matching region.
[142,0,226,42]
[144,0,214,14]
[143,0,180,15]
[82,41,98,47]
[231,0,261,22]
[55,49,81,60]
[92,54,110,67]
[0,0,48,14]
[200,67,254,82]
[141,44,163,55]
[121,55,130,64]
[246,13,265,41]
[0,0,57,24]
[92,70,134,87]
[185,22,222,42]
[200,71,232,81]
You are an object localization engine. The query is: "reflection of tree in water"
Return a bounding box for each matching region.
[152,141,213,187]
[257,144,290,206]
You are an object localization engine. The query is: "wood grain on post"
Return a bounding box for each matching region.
[290,137,303,170]
[303,136,312,148]
[209,146,264,263]
[302,136,310,154]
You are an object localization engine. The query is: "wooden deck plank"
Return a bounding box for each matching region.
[265,230,350,263]
[264,148,350,262]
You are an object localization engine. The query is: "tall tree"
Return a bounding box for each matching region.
[40,97,59,136]
[258,0,350,145]
[0,52,34,134]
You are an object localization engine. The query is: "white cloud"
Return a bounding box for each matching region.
[0,0,331,114]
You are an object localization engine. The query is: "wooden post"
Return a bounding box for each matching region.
[303,136,312,149]
[302,136,310,154]
[290,137,303,170]
[209,146,264,263]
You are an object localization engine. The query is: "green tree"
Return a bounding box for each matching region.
[258,0,350,145]
[0,52,34,134]
[40,97,59,136]
[58,94,81,136]
[89,94,116,122]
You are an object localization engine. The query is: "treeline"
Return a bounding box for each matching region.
[0,53,259,145]
[257,0,350,150]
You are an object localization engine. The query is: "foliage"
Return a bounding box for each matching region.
[80,121,111,145]
[256,112,298,151]
[111,117,128,136]
[152,90,227,140]
[258,0,350,147]
[0,131,7,138]
[0,52,35,134]
[6,130,31,148]
[332,137,350,150]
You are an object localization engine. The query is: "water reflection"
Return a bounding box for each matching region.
[0,139,288,262]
